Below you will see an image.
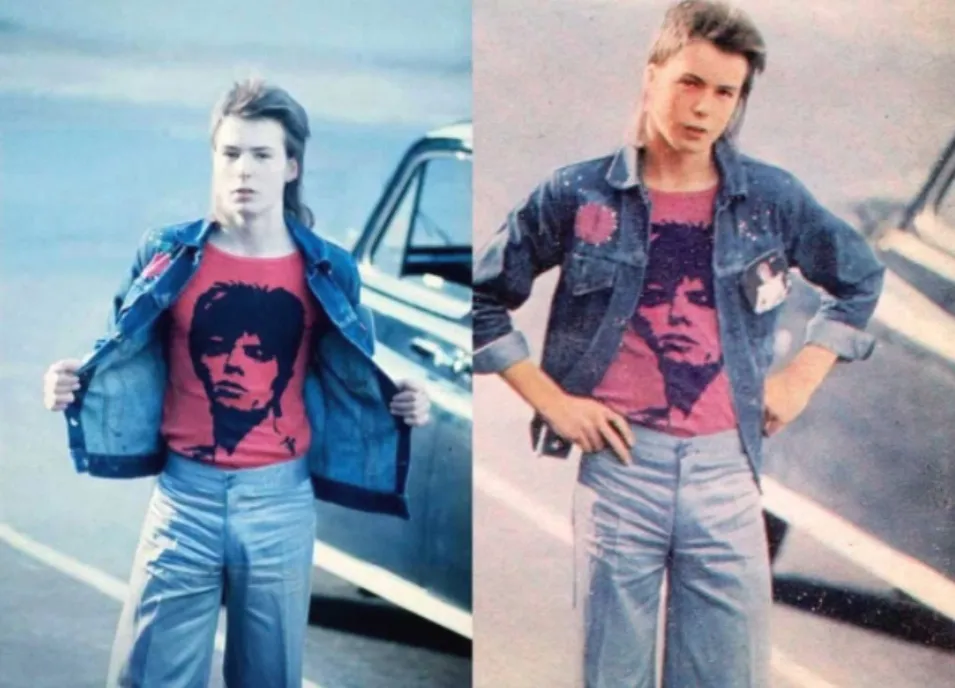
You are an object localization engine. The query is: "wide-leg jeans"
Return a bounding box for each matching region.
[107,452,316,688]
[573,426,771,688]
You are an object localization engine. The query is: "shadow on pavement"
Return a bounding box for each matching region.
[772,575,955,651]
[306,594,472,657]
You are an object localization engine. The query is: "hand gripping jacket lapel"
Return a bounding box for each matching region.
[63,217,412,518]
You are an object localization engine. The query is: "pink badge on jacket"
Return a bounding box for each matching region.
[575,203,618,245]
[141,252,172,280]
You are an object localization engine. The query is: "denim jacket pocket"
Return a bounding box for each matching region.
[568,253,619,296]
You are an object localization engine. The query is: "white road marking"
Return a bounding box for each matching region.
[477,462,955,621]
[762,476,955,621]
[878,228,955,283]
[0,522,129,601]
[474,463,572,545]
[473,463,857,688]
[770,648,839,688]
[312,539,473,639]
[873,269,955,364]
[0,522,324,688]
[912,211,955,258]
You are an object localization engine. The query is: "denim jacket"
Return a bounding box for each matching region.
[472,140,885,476]
[65,216,412,518]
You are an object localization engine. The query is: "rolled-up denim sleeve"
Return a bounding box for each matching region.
[782,176,886,361]
[472,173,568,374]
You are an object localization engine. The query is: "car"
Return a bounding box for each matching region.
[763,130,955,618]
[311,122,473,639]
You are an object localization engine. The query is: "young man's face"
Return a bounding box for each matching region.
[212,115,298,221]
[645,39,749,155]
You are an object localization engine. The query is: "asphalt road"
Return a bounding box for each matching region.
[0,3,470,686]
[472,0,955,685]
[473,373,955,687]
[3,0,955,686]
[0,536,470,688]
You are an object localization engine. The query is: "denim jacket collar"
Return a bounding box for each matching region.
[171,214,332,270]
[285,216,333,271]
[605,137,749,200]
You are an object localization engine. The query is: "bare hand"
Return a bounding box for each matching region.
[763,346,837,437]
[762,369,817,436]
[43,359,83,412]
[543,393,635,464]
[390,379,431,427]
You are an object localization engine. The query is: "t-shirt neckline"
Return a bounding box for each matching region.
[204,241,301,263]
[646,184,719,198]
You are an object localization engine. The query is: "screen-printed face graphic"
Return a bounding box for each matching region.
[632,222,723,418]
[202,331,280,412]
[186,281,305,459]
[640,273,717,367]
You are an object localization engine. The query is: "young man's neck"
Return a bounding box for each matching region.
[212,207,297,257]
[641,130,719,193]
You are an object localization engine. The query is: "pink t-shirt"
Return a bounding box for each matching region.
[592,186,737,437]
[161,242,320,468]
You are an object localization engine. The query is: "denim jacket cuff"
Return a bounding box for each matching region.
[473,330,531,374]
[805,316,877,361]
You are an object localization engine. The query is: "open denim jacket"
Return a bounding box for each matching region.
[472,140,885,477]
[64,216,412,518]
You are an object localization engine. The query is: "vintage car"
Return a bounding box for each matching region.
[765,131,955,618]
[312,122,473,639]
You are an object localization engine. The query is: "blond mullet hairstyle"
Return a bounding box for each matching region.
[631,1,767,146]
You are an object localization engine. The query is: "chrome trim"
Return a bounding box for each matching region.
[360,284,471,353]
[355,145,471,277]
[360,263,471,322]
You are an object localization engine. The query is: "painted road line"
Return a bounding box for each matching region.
[770,648,839,688]
[761,476,955,621]
[873,269,955,364]
[312,539,473,639]
[878,228,955,283]
[474,463,573,545]
[912,211,955,258]
[474,463,847,688]
[477,459,955,622]
[0,522,128,601]
[0,522,324,688]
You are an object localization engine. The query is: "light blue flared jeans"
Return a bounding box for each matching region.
[574,426,771,687]
[107,452,316,688]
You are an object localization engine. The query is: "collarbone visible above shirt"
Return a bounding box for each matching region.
[205,220,301,259]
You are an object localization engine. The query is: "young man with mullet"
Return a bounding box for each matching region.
[473,2,884,686]
[42,79,430,687]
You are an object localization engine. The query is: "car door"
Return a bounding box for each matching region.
[314,132,473,625]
